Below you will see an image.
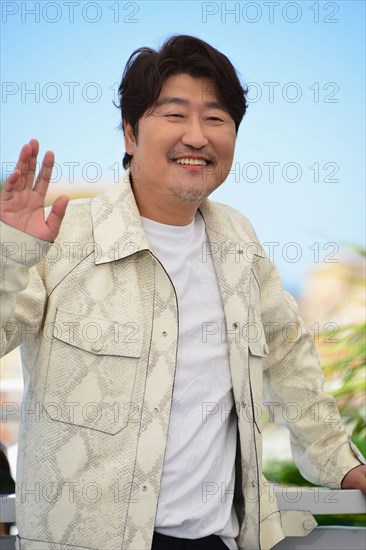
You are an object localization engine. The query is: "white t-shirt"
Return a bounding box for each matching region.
[141,211,239,550]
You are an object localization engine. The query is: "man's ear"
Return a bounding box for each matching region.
[124,120,136,155]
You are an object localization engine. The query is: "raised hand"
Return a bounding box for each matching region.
[0,139,69,242]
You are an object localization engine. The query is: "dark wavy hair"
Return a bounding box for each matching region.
[116,35,248,169]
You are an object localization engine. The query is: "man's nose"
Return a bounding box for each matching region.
[181,116,209,149]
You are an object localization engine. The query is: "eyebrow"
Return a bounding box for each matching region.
[154,97,227,110]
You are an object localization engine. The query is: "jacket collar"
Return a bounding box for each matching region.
[91,168,261,265]
[91,169,151,264]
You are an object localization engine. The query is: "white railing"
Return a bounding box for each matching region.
[275,487,366,514]
[274,488,366,550]
[1,490,365,549]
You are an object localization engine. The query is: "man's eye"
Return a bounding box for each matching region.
[166,113,185,118]
[207,116,224,122]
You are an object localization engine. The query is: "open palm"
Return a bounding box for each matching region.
[1,139,69,242]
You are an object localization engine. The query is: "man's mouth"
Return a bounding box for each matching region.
[174,157,208,166]
[172,154,215,167]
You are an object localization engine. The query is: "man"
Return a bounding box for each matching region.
[0,35,365,550]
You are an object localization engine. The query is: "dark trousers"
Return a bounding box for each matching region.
[151,531,229,549]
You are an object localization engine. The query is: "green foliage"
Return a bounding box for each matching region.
[263,459,314,487]
[314,513,366,527]
[321,322,366,442]
[352,434,366,458]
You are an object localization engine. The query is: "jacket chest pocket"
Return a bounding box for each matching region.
[43,308,143,434]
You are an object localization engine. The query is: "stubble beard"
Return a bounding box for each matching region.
[167,176,220,204]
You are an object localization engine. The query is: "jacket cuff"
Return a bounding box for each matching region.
[320,441,365,489]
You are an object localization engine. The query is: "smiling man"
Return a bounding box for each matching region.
[124,73,236,222]
[0,35,365,550]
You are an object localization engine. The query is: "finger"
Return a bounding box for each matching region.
[14,143,31,172]
[25,139,40,189]
[33,151,55,196]
[14,144,32,191]
[1,170,21,199]
[45,195,69,240]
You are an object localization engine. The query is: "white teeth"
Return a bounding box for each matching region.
[175,158,207,166]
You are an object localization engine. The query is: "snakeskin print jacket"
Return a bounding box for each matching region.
[1,170,363,550]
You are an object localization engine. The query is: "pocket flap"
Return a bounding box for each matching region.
[53,308,142,357]
[249,338,269,357]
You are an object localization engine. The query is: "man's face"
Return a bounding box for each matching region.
[124,73,236,209]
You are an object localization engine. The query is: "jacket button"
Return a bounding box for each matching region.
[232,322,238,329]
[92,342,102,352]
[303,519,314,530]
[162,331,167,337]
[154,406,159,413]
[142,485,148,491]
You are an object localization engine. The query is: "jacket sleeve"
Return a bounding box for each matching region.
[257,250,365,488]
[0,221,51,357]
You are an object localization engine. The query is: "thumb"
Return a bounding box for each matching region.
[45,195,69,240]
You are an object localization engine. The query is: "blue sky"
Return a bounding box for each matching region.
[1,0,365,295]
